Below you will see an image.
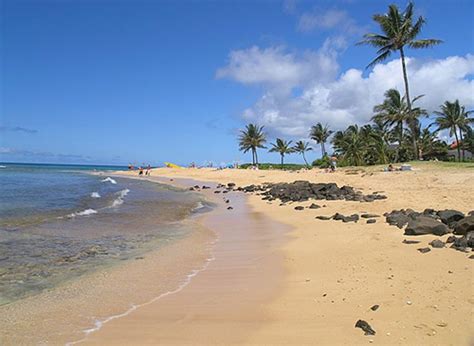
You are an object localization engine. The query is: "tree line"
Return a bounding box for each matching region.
[238,2,473,167]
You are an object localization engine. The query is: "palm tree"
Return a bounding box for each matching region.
[358,2,442,157]
[418,128,448,160]
[269,138,294,166]
[310,123,333,157]
[372,89,426,161]
[293,140,313,167]
[331,125,367,166]
[238,124,266,167]
[457,106,474,160]
[432,101,463,161]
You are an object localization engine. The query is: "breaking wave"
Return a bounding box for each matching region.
[67,209,98,218]
[101,177,117,184]
[111,189,130,208]
[91,192,101,198]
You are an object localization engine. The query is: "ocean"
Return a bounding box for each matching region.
[0,163,210,305]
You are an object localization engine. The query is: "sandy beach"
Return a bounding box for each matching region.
[89,162,473,345]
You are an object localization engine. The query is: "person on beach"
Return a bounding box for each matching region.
[330,155,337,172]
[138,167,143,176]
[145,164,151,176]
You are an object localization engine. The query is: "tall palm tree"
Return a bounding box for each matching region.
[293,140,313,167]
[457,106,474,160]
[238,124,266,166]
[310,123,333,157]
[358,2,442,157]
[372,88,426,161]
[269,138,294,166]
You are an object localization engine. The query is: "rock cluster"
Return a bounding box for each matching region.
[385,209,474,253]
[239,181,387,203]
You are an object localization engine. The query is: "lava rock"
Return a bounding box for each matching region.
[429,239,445,248]
[402,239,421,244]
[361,214,380,219]
[417,247,431,253]
[316,216,333,220]
[370,304,380,311]
[446,235,456,243]
[437,209,465,227]
[405,216,449,236]
[227,206,233,210]
[366,219,377,224]
[453,216,474,236]
[294,206,305,211]
[308,203,321,209]
[355,320,376,335]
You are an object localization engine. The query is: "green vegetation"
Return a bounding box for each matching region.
[236,3,472,169]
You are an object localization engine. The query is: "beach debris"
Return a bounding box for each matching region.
[294,206,305,211]
[417,247,431,254]
[308,203,321,209]
[355,320,376,335]
[453,215,474,235]
[436,322,448,328]
[366,219,377,224]
[402,239,420,244]
[315,215,333,220]
[429,239,445,248]
[406,300,412,305]
[370,304,380,311]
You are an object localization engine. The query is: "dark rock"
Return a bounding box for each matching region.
[227,183,236,188]
[355,320,376,335]
[225,200,230,204]
[294,206,305,211]
[429,239,445,248]
[361,214,380,219]
[308,203,321,209]
[402,239,421,244]
[222,190,229,194]
[437,209,465,227]
[467,231,474,247]
[405,216,449,236]
[189,187,195,191]
[386,210,411,229]
[194,185,200,189]
[366,219,376,224]
[227,206,233,210]
[214,191,221,194]
[468,211,474,216]
[316,216,333,220]
[202,186,211,189]
[342,214,359,223]
[446,235,456,243]
[453,216,474,235]
[333,213,345,221]
[423,208,437,216]
[469,255,474,259]
[417,247,431,253]
[370,304,380,311]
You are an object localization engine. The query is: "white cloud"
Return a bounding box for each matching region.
[297,9,364,35]
[217,45,474,138]
[215,43,341,93]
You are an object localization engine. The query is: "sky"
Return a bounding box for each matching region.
[1,0,473,166]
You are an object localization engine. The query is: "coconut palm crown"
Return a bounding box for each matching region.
[238,124,267,166]
[293,140,313,167]
[358,2,442,157]
[269,138,294,166]
[310,123,333,157]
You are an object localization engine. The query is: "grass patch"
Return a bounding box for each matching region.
[239,163,308,170]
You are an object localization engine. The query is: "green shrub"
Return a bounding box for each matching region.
[312,156,331,168]
[239,163,307,170]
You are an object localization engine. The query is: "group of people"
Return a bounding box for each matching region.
[128,164,152,176]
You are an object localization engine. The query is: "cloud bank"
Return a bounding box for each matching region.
[217,45,474,138]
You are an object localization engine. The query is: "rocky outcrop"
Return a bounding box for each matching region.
[404,216,449,236]
[453,215,474,235]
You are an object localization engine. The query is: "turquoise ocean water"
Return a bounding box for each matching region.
[0,163,208,305]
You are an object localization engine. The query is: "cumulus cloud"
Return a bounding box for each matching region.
[217,45,474,138]
[216,43,342,93]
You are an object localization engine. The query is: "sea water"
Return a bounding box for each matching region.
[0,163,209,305]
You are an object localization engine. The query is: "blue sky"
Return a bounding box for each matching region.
[1,0,473,166]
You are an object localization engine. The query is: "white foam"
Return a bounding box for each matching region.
[110,189,130,207]
[0,165,6,168]
[91,192,101,198]
[101,177,117,184]
[67,209,98,218]
[66,241,217,346]
[192,201,205,212]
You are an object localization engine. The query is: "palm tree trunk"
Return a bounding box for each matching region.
[302,153,309,167]
[453,128,461,162]
[281,154,284,166]
[251,149,255,165]
[321,142,325,157]
[459,127,465,161]
[255,149,259,167]
[399,47,419,159]
[396,121,402,163]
